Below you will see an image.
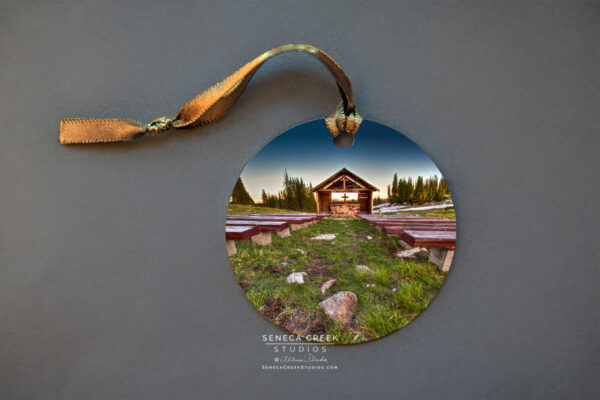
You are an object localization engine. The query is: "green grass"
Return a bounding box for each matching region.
[358,303,410,339]
[229,217,447,344]
[228,203,304,215]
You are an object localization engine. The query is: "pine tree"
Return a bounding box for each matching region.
[231,178,255,205]
[397,177,411,203]
[307,184,316,211]
[407,177,414,203]
[425,175,438,201]
[391,173,398,203]
[435,177,449,200]
[261,189,268,205]
[413,176,426,204]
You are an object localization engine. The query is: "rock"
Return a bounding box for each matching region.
[319,291,358,324]
[396,248,428,259]
[310,234,336,240]
[355,265,375,274]
[286,272,307,284]
[320,279,337,294]
[367,236,373,240]
[281,261,288,267]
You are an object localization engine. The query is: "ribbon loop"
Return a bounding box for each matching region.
[60,44,362,144]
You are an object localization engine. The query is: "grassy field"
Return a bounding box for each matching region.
[228,204,304,215]
[228,216,447,344]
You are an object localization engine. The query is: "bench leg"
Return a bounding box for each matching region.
[290,223,301,231]
[251,231,272,246]
[429,248,454,272]
[398,240,412,250]
[276,228,291,238]
[376,226,382,232]
[226,240,237,257]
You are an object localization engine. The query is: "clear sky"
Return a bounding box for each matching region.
[241,120,443,201]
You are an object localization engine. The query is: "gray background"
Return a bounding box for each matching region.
[1,1,598,399]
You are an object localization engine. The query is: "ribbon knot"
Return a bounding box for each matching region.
[146,117,175,134]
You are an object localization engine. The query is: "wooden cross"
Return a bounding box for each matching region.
[341,193,349,202]
[341,175,348,190]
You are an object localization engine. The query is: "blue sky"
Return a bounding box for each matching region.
[241,119,442,201]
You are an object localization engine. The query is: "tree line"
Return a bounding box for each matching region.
[261,170,317,212]
[230,171,317,212]
[378,174,449,205]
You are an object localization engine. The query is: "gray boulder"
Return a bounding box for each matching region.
[319,291,358,324]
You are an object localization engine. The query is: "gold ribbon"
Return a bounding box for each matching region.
[60,44,362,144]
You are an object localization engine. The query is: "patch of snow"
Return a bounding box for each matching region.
[376,201,454,214]
[372,203,390,209]
[396,248,428,258]
[310,234,336,240]
[395,203,454,212]
[378,205,409,213]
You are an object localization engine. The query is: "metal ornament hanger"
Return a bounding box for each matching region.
[59,44,363,148]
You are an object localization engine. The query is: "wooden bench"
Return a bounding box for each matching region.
[249,213,328,220]
[226,220,291,238]
[382,224,456,234]
[227,215,315,231]
[367,219,456,233]
[360,217,451,225]
[401,230,456,249]
[225,226,265,257]
[359,215,457,272]
[375,221,455,231]
[225,213,325,256]
[245,214,323,225]
[401,230,456,272]
[361,216,452,222]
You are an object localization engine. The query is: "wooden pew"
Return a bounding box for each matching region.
[226,220,291,238]
[227,215,315,231]
[361,216,453,223]
[360,217,452,225]
[225,213,325,256]
[359,215,457,272]
[248,213,328,220]
[382,224,456,235]
[246,214,323,224]
[225,225,269,257]
[368,219,456,232]
[401,230,457,272]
